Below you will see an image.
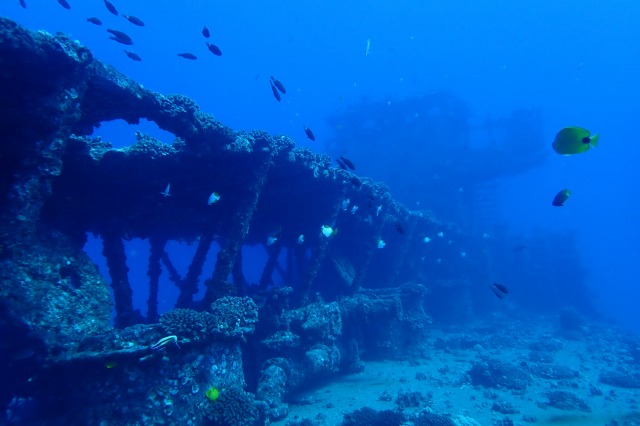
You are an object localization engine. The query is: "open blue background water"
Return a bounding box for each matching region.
[2,0,638,332]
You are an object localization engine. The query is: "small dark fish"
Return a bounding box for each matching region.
[202,25,210,38]
[107,29,133,45]
[270,76,286,94]
[269,81,281,102]
[512,244,527,253]
[123,15,144,27]
[124,50,141,61]
[19,0,27,8]
[490,282,509,299]
[104,0,118,15]
[395,221,404,234]
[552,188,570,206]
[340,155,356,170]
[177,52,197,60]
[350,176,362,188]
[303,126,315,141]
[87,17,103,25]
[206,42,222,56]
[57,0,71,9]
[336,158,348,170]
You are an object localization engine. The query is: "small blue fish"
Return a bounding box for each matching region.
[321,225,337,238]
[160,183,171,197]
[208,192,220,205]
[266,235,278,246]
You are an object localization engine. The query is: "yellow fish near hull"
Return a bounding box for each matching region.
[552,127,599,155]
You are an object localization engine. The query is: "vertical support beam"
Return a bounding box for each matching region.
[390,212,418,285]
[101,234,139,327]
[232,248,248,295]
[286,246,295,287]
[259,244,282,291]
[175,232,214,308]
[296,203,342,306]
[350,207,387,293]
[160,251,183,287]
[203,149,273,306]
[147,237,166,323]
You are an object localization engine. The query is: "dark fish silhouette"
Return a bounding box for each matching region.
[490,282,509,299]
[395,222,404,234]
[206,42,222,56]
[269,81,281,102]
[123,15,144,26]
[202,26,210,38]
[303,126,315,141]
[339,155,355,170]
[57,0,71,9]
[19,0,26,9]
[177,53,197,60]
[270,76,286,94]
[336,158,348,170]
[107,29,133,45]
[104,0,118,15]
[87,17,103,25]
[124,50,141,61]
[351,176,362,188]
[552,188,570,206]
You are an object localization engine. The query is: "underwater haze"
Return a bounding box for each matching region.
[2,0,639,335]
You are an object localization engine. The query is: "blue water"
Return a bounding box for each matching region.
[2,0,639,332]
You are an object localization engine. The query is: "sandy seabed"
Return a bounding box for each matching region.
[275,318,640,426]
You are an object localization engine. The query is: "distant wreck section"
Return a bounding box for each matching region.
[0,18,592,425]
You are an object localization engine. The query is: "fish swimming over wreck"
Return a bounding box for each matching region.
[104,0,118,15]
[490,282,509,299]
[303,126,315,141]
[122,15,145,27]
[269,80,281,102]
[270,76,286,94]
[552,189,570,206]
[339,155,356,170]
[178,52,198,60]
[206,42,222,56]
[107,29,133,45]
[124,50,142,61]
[552,127,599,155]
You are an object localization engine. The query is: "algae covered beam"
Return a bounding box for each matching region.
[101,233,141,327]
[177,231,215,308]
[203,135,276,305]
[146,237,166,323]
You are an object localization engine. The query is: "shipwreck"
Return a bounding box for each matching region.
[0,18,591,425]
